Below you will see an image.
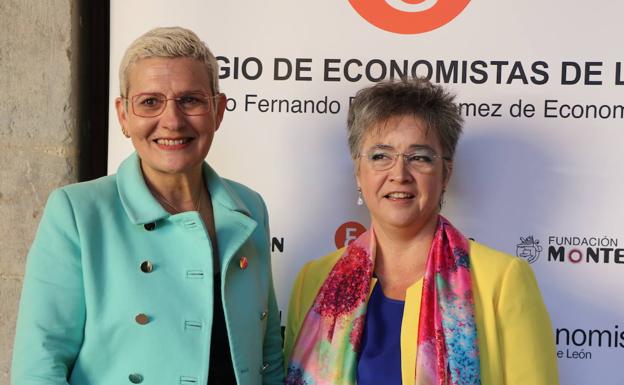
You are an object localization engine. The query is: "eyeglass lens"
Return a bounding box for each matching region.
[366,149,438,172]
[131,93,212,117]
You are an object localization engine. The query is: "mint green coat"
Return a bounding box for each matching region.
[12,153,284,385]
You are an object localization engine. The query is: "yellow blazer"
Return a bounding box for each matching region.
[284,240,559,385]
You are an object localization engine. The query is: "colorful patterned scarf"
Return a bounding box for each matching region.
[286,216,480,385]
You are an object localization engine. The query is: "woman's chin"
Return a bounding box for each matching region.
[140,156,203,178]
[375,212,439,234]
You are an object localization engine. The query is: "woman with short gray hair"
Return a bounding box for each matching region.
[284,78,558,385]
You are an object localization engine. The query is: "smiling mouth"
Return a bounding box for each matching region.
[385,192,415,199]
[155,138,192,146]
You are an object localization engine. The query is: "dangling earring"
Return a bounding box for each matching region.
[121,127,130,138]
[357,188,364,206]
[439,189,446,210]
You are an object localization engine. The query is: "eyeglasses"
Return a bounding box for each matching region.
[361,148,450,173]
[126,92,217,118]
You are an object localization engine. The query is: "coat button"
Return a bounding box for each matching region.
[128,373,143,383]
[260,310,268,320]
[135,313,149,325]
[239,256,248,270]
[144,222,156,231]
[140,260,153,273]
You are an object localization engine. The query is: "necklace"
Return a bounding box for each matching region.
[148,181,203,214]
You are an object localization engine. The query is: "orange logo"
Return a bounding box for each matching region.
[348,0,470,34]
[335,221,367,249]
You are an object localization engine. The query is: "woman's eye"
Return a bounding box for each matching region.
[370,153,391,161]
[139,97,161,107]
[407,154,433,163]
[179,95,202,106]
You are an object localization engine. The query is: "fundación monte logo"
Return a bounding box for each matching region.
[516,235,542,264]
[514,235,624,264]
[348,0,470,34]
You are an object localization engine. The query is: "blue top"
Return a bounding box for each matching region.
[357,283,405,385]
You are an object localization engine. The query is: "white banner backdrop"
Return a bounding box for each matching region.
[109,1,624,383]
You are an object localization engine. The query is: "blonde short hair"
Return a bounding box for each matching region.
[118,26,219,97]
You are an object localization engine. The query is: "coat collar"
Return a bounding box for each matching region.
[116,152,252,225]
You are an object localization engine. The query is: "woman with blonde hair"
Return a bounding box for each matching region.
[12,27,283,385]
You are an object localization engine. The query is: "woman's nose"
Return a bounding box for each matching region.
[388,155,414,182]
[159,100,186,129]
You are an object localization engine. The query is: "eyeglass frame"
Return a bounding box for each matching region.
[359,147,451,172]
[122,92,221,118]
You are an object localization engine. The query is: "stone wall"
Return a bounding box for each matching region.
[0,1,79,383]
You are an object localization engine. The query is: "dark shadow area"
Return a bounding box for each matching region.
[77,0,110,181]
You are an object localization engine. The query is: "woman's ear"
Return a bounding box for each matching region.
[115,97,130,138]
[442,160,453,188]
[213,93,227,131]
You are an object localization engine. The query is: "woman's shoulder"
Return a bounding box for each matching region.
[297,248,345,286]
[32,176,120,244]
[48,174,118,208]
[468,240,536,291]
[469,240,517,266]
[290,248,345,307]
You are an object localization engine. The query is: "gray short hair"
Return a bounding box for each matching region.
[347,78,463,160]
[119,26,219,97]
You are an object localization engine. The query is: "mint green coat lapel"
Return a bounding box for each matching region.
[203,163,258,275]
[116,152,258,275]
[117,153,169,225]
